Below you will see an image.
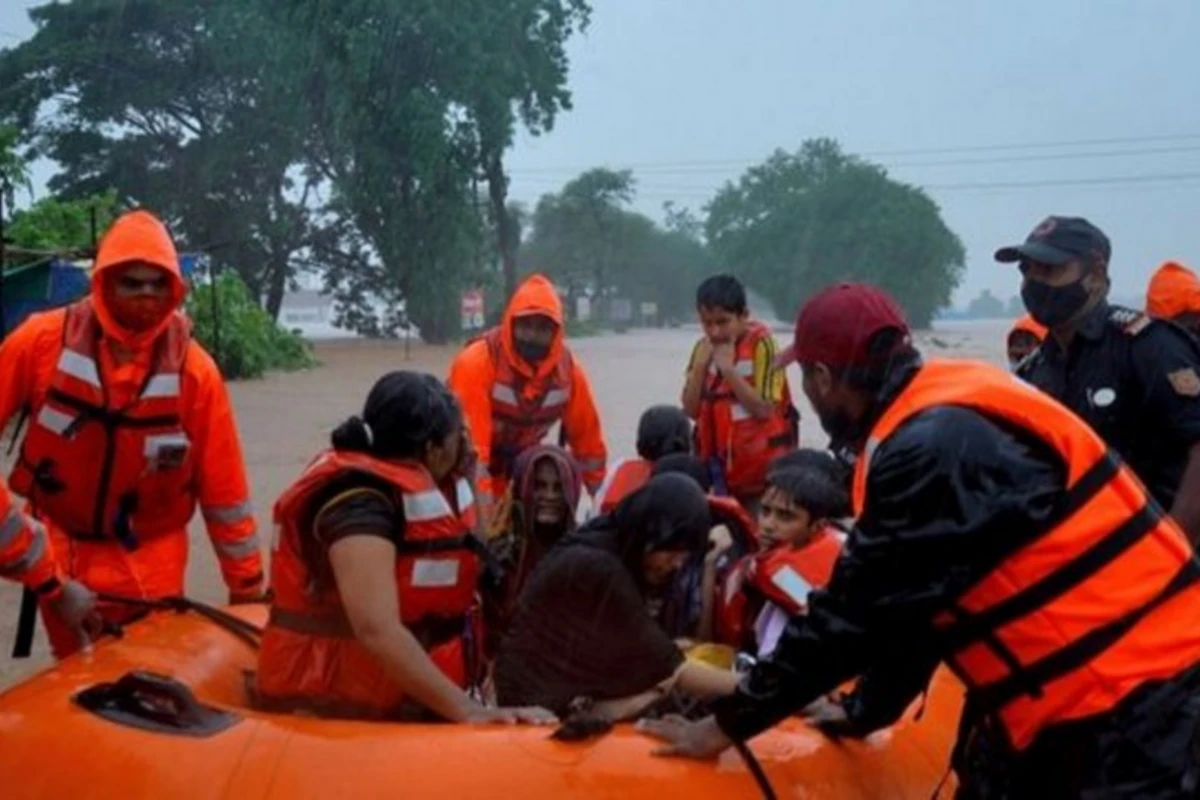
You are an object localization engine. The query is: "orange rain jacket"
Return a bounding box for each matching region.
[1146,261,1200,320]
[0,210,263,656]
[447,274,607,515]
[0,478,63,598]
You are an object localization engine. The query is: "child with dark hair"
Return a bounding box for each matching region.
[591,405,692,516]
[714,455,846,657]
[682,274,798,510]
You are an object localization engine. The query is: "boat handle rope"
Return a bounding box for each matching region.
[732,739,779,800]
[95,592,264,650]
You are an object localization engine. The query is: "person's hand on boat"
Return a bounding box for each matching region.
[464,705,559,725]
[47,579,103,649]
[637,714,733,759]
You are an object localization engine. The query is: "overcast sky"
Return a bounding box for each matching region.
[4,0,1199,306]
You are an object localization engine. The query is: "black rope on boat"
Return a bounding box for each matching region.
[95,592,264,650]
[733,739,779,800]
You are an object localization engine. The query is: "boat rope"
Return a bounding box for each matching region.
[733,739,779,800]
[95,592,264,650]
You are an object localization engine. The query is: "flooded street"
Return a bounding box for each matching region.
[0,320,1009,687]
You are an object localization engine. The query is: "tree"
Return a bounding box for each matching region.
[5,191,120,256]
[967,289,1006,319]
[0,125,31,207]
[0,0,319,320]
[705,138,965,327]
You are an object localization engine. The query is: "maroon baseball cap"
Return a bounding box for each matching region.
[775,282,911,369]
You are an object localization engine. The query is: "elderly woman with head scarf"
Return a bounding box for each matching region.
[494,473,739,724]
[483,444,582,652]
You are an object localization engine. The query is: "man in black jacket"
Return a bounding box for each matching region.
[640,282,1200,798]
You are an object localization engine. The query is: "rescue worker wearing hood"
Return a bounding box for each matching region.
[0,210,264,658]
[1146,260,1200,338]
[447,274,607,526]
[642,282,1200,798]
[1001,217,1200,542]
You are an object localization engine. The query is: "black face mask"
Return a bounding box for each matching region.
[515,340,551,365]
[1022,277,1090,328]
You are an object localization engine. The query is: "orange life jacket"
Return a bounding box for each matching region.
[9,299,194,547]
[258,450,481,718]
[715,528,841,648]
[483,328,574,479]
[596,458,653,515]
[852,358,1200,751]
[695,321,797,498]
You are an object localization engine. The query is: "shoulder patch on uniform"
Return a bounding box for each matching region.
[1168,367,1200,398]
[1108,306,1151,336]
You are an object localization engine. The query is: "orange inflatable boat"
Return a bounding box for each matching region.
[0,604,963,799]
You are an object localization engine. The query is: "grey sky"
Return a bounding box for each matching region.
[5,0,1200,306]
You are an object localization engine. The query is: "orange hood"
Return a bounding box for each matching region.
[90,210,187,348]
[1146,261,1200,319]
[501,273,565,378]
[1008,314,1047,343]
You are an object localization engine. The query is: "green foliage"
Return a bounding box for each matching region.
[186,271,316,380]
[706,138,965,327]
[522,171,713,324]
[6,191,120,254]
[0,125,31,205]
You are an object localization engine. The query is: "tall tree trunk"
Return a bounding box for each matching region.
[264,254,289,321]
[484,153,517,302]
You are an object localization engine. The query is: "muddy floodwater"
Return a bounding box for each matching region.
[0,320,1009,688]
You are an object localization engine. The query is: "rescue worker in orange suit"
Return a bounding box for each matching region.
[0,210,264,659]
[682,274,797,511]
[0,478,102,649]
[1147,260,1200,338]
[447,273,607,526]
[256,371,555,724]
[715,457,845,657]
[1005,314,1046,371]
[591,405,691,517]
[642,282,1200,798]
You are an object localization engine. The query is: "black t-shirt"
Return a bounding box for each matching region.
[301,473,403,591]
[1019,303,1200,509]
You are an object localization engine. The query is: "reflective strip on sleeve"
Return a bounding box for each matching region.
[0,507,26,549]
[202,500,255,526]
[142,373,182,399]
[455,478,474,510]
[214,533,262,560]
[0,522,46,577]
[770,565,814,608]
[402,489,454,523]
[57,350,101,388]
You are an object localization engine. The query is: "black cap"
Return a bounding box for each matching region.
[994,216,1112,266]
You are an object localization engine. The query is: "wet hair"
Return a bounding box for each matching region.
[636,405,692,460]
[695,274,747,315]
[651,453,713,493]
[331,371,462,459]
[765,462,851,521]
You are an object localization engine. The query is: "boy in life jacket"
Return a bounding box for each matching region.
[716,457,846,658]
[591,405,691,517]
[681,275,797,511]
[1006,315,1047,371]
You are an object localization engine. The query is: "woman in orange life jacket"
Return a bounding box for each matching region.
[255,371,555,725]
[493,474,740,724]
[591,405,692,518]
[643,282,1200,798]
[649,454,758,643]
[715,459,846,658]
[1006,315,1047,371]
[482,444,582,655]
[681,275,798,511]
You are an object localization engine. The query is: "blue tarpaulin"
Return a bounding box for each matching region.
[2,254,201,336]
